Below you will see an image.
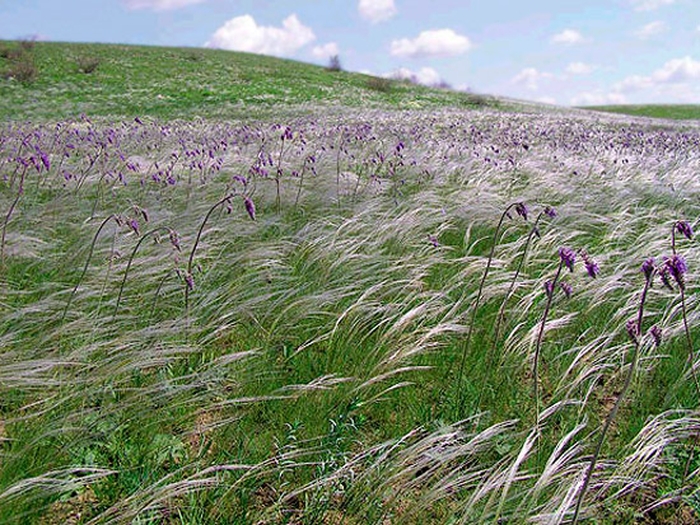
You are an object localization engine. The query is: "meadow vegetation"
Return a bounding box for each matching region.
[0,41,699,524]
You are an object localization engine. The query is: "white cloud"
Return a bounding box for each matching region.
[536,96,557,105]
[205,14,315,57]
[615,74,653,92]
[652,56,700,82]
[312,42,339,60]
[566,62,595,75]
[358,0,397,23]
[629,0,675,11]
[550,29,584,45]
[511,67,553,91]
[390,29,472,58]
[616,56,700,93]
[634,20,667,39]
[122,0,206,10]
[571,91,627,106]
[390,67,443,86]
[607,56,700,105]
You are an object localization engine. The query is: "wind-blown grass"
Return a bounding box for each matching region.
[0,95,698,524]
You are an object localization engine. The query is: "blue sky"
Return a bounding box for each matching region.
[2,0,700,106]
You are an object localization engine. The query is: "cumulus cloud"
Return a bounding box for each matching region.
[571,91,627,106]
[550,29,584,45]
[614,75,653,92]
[629,0,675,11]
[312,42,339,60]
[634,20,667,39]
[511,67,554,91]
[651,56,700,82]
[358,0,397,23]
[390,67,443,86]
[390,29,472,58]
[565,62,595,75]
[615,56,700,92]
[205,14,315,57]
[122,0,206,10]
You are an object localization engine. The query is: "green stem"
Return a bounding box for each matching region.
[493,211,546,346]
[185,192,236,316]
[456,202,519,415]
[112,227,172,321]
[533,259,564,425]
[572,274,652,524]
[62,215,115,323]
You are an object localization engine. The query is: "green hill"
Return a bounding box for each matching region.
[0,40,497,121]
[584,104,700,121]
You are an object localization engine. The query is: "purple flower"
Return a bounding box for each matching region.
[560,281,572,298]
[127,218,139,235]
[665,254,687,290]
[232,175,248,186]
[543,206,557,219]
[428,234,439,248]
[169,229,181,251]
[649,325,662,348]
[578,250,599,278]
[582,256,599,278]
[544,280,554,297]
[515,202,528,221]
[641,258,655,282]
[626,319,639,342]
[559,247,576,272]
[585,260,599,278]
[184,272,194,291]
[676,220,693,240]
[39,151,50,172]
[244,196,256,221]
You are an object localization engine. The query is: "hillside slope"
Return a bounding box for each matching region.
[0,41,498,121]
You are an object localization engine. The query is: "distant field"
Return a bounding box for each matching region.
[586,104,700,121]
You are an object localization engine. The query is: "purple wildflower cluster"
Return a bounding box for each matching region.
[675,220,693,241]
[515,202,528,221]
[663,254,688,291]
[558,247,576,272]
[580,250,600,279]
[543,247,599,298]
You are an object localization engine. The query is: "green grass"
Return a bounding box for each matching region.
[0,40,498,122]
[585,104,700,120]
[0,40,699,524]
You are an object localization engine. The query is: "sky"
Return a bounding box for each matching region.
[2,0,700,106]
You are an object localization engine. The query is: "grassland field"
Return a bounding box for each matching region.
[0,40,699,524]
